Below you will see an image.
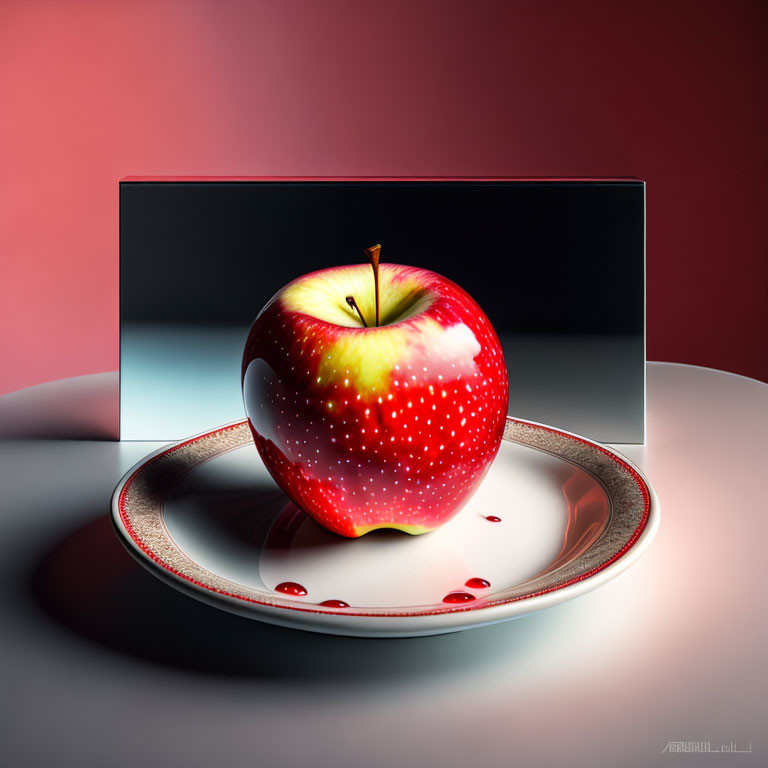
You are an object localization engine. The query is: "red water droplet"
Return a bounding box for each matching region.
[465,577,491,589]
[319,599,349,608]
[275,581,307,596]
[443,591,476,603]
[485,515,502,522]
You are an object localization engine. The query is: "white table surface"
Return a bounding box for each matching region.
[0,362,765,767]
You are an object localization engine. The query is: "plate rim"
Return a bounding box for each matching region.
[111,417,659,636]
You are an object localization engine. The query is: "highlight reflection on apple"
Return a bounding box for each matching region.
[243,245,508,538]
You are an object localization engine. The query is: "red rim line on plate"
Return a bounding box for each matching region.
[117,419,651,618]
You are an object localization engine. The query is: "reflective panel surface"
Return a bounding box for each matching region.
[120,180,645,441]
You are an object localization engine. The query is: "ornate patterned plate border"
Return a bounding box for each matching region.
[111,417,659,637]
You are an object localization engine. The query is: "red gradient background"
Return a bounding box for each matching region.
[1,0,766,395]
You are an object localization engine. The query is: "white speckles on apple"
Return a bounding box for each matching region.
[242,263,508,537]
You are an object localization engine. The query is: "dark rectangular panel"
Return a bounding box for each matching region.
[120,179,644,442]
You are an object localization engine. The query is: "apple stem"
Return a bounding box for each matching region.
[364,244,381,327]
[345,295,368,327]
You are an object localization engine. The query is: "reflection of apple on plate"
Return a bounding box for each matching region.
[258,501,475,607]
[242,245,508,538]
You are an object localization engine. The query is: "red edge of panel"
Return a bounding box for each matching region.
[117,419,652,619]
[120,176,643,183]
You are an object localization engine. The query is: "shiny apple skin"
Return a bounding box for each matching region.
[242,264,508,538]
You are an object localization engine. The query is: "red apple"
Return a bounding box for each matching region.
[242,246,508,538]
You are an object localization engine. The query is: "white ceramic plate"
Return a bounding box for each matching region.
[111,417,659,637]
